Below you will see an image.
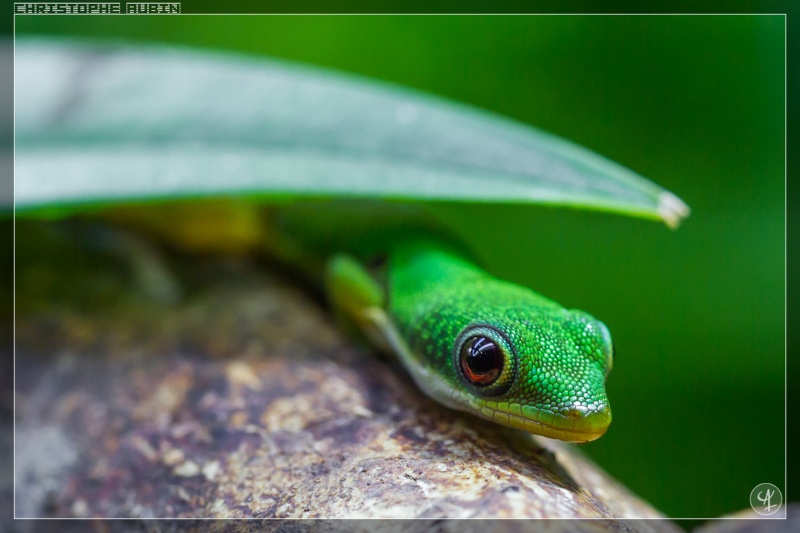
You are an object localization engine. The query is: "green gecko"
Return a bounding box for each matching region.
[256,202,613,444]
[325,237,612,444]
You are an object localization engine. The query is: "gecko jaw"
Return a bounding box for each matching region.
[469,399,611,443]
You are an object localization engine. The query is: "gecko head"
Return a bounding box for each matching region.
[449,309,613,443]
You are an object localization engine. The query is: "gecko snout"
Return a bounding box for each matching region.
[561,404,612,435]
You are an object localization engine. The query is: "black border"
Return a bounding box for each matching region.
[3,0,795,528]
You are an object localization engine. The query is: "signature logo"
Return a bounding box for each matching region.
[749,483,783,516]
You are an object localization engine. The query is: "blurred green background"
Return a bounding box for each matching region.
[15,15,785,519]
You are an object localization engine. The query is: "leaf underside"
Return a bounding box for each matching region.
[11,38,689,227]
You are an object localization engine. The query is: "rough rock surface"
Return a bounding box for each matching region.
[13,221,680,530]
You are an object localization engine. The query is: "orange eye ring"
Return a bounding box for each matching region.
[454,325,517,397]
[459,336,503,386]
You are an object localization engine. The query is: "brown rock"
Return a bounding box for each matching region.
[13,221,680,530]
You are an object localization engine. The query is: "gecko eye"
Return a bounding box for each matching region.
[460,336,503,386]
[454,325,517,397]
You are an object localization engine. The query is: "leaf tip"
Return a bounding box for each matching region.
[658,191,691,229]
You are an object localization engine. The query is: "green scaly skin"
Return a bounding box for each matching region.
[380,239,613,443]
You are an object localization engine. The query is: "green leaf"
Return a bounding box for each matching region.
[12,38,688,227]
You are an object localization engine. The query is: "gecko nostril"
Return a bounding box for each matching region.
[565,408,582,420]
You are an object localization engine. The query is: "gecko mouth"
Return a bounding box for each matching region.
[470,400,611,443]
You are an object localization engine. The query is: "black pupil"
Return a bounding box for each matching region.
[462,336,502,385]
